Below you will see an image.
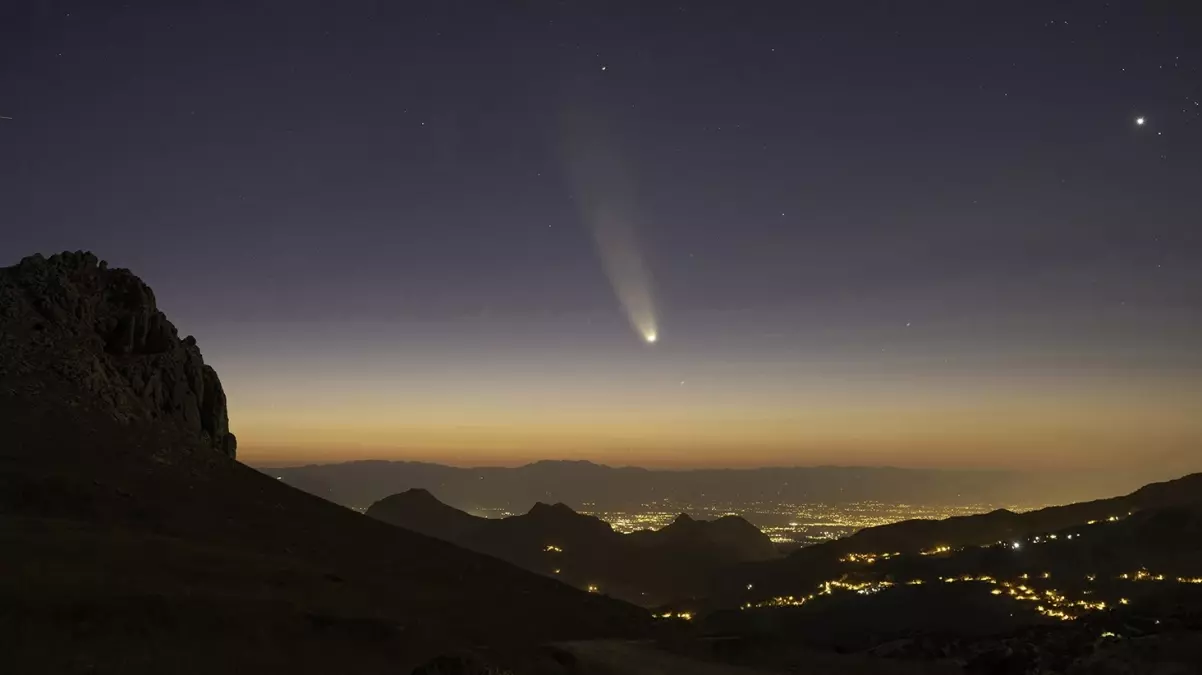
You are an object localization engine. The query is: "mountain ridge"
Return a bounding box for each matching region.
[270,458,1168,512]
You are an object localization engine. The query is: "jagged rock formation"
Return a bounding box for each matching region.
[0,251,236,457]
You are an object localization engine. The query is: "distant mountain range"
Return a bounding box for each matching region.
[367,489,778,606]
[269,458,1159,511]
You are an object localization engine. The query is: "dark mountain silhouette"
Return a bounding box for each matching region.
[0,252,649,674]
[633,513,779,562]
[273,458,1157,512]
[367,489,779,606]
[366,487,487,541]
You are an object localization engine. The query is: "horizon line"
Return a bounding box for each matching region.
[249,457,1148,475]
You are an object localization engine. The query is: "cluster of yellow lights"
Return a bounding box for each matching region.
[1112,569,1202,585]
[743,515,1192,621]
[543,544,563,553]
[841,552,901,564]
[584,501,1030,540]
[745,568,1201,621]
[655,611,694,621]
[742,577,899,609]
[586,584,599,593]
[1119,569,1165,581]
[993,580,1105,620]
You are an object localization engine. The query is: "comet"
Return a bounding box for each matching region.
[562,107,658,344]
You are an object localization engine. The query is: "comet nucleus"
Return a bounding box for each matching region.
[562,108,658,344]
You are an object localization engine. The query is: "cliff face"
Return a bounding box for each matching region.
[0,251,235,458]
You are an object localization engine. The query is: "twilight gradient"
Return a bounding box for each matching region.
[1,1,1199,471]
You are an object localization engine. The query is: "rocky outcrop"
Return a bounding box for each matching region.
[0,251,236,457]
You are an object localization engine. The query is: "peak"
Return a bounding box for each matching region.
[713,514,751,524]
[531,499,576,509]
[524,460,606,470]
[528,501,578,516]
[0,251,236,458]
[373,488,464,509]
[672,513,696,524]
[380,488,449,506]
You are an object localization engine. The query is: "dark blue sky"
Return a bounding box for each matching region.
[2,1,1200,469]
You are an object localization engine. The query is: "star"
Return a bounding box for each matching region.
[1136,116,1146,126]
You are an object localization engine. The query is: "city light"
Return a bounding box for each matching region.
[577,501,1047,543]
[655,611,694,620]
[743,568,1202,621]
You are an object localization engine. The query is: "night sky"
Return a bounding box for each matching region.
[2,1,1200,470]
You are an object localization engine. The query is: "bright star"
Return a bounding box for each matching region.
[1136,116,1145,126]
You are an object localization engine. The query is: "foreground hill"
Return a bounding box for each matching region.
[368,488,777,606]
[0,252,649,674]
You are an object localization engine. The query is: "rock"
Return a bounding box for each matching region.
[0,251,236,458]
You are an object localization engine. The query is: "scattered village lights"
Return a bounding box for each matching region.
[741,516,1197,623]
